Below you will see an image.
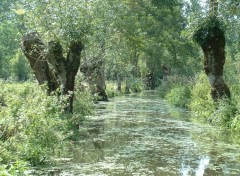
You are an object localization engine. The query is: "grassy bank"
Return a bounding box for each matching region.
[0,81,93,174]
[157,69,240,133]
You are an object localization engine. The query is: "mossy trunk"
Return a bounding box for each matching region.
[22,32,83,113]
[200,28,230,101]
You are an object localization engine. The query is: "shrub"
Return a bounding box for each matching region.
[0,160,28,176]
[189,72,215,119]
[209,99,237,127]
[166,85,191,108]
[129,77,144,93]
[0,82,68,165]
[67,90,94,132]
[0,81,93,166]
[105,81,123,98]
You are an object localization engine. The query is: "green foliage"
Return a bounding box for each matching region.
[223,54,240,132]
[231,111,240,133]
[0,160,28,176]
[189,72,215,119]
[193,16,225,46]
[68,90,94,131]
[0,82,67,165]
[128,77,144,93]
[0,82,94,167]
[209,99,237,127]
[105,81,123,98]
[166,85,191,108]
[157,76,190,97]
[11,51,31,81]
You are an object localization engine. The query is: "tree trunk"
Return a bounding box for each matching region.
[201,28,230,101]
[146,71,155,90]
[117,74,122,92]
[21,32,59,94]
[199,0,230,101]
[193,1,230,101]
[125,79,130,94]
[22,32,83,113]
[132,50,140,77]
[63,41,83,112]
[80,60,108,101]
[210,0,218,16]
[95,61,108,101]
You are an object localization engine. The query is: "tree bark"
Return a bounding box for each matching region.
[117,74,122,92]
[46,41,83,112]
[193,1,230,102]
[197,0,230,101]
[125,79,130,94]
[21,32,59,94]
[80,60,108,101]
[210,0,218,16]
[95,60,108,101]
[201,28,230,101]
[22,32,83,113]
[146,71,155,90]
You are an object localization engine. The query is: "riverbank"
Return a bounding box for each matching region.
[32,91,240,175]
[157,72,240,134]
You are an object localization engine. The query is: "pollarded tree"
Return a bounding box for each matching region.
[14,0,89,112]
[21,32,84,113]
[193,0,230,101]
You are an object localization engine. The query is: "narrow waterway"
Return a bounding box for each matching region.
[37,91,240,175]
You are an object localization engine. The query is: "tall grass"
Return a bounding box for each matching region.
[0,81,93,173]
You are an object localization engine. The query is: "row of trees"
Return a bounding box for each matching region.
[0,0,239,110]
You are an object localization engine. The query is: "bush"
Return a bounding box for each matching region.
[0,160,28,176]
[105,81,123,98]
[67,90,94,132]
[10,51,31,81]
[128,77,144,93]
[0,82,68,165]
[209,99,237,127]
[0,81,94,167]
[166,85,191,108]
[189,72,215,119]
[157,75,192,98]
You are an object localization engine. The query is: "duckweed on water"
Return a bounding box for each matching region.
[33,91,240,175]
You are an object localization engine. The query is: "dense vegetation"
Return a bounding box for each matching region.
[0,0,239,174]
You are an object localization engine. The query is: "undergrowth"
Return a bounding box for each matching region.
[0,81,93,174]
[158,69,240,133]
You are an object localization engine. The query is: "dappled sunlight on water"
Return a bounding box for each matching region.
[35,91,240,175]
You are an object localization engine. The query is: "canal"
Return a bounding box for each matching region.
[35,91,240,175]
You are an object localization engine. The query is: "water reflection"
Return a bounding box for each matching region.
[180,156,210,176]
[36,91,240,176]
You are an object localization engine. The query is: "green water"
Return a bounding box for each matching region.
[35,91,240,175]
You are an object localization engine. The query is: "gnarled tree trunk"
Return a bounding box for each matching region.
[201,28,230,101]
[193,0,230,101]
[21,31,83,113]
[80,60,108,101]
[21,32,59,94]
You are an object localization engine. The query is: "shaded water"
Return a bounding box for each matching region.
[37,91,240,175]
